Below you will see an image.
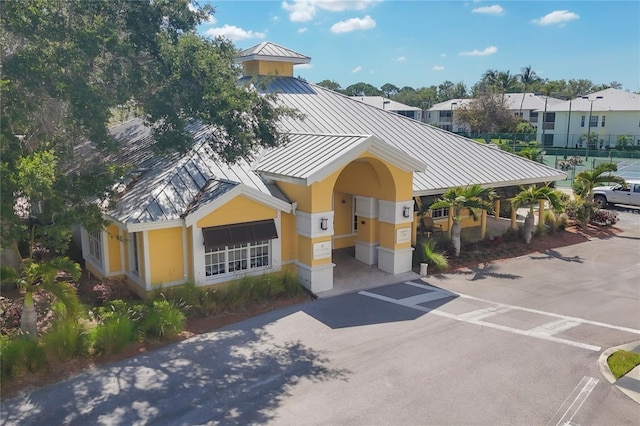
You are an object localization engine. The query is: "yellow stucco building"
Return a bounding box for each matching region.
[81,42,565,297]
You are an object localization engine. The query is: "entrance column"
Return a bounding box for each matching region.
[295,210,335,293]
[377,199,415,274]
[354,196,379,265]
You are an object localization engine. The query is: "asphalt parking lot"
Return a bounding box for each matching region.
[2,209,639,425]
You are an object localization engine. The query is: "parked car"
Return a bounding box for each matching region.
[593,179,640,208]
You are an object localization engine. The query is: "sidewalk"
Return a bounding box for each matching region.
[599,340,640,404]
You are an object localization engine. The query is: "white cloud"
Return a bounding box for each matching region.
[298,27,308,33]
[532,10,579,26]
[282,0,381,22]
[271,15,280,22]
[295,63,313,69]
[433,65,445,71]
[205,25,266,42]
[440,53,446,57]
[460,46,498,56]
[331,15,376,34]
[396,56,406,62]
[282,1,316,22]
[352,66,362,73]
[472,5,504,15]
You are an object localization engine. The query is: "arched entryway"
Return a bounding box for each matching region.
[322,154,416,293]
[262,136,426,295]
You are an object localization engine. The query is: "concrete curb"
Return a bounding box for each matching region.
[598,340,640,404]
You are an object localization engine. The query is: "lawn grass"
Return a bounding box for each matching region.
[607,350,640,380]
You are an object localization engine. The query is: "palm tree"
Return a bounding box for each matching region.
[1,256,81,337]
[482,69,500,91]
[517,66,540,117]
[517,146,545,163]
[495,71,518,97]
[574,163,626,203]
[578,132,598,149]
[615,135,633,150]
[421,185,496,257]
[511,185,564,243]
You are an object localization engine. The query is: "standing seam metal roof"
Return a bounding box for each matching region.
[247,76,565,194]
[107,120,282,224]
[235,41,310,64]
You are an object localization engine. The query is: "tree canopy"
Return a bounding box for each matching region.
[0,0,293,256]
[453,93,517,135]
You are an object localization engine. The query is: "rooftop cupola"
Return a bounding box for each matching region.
[235,41,310,77]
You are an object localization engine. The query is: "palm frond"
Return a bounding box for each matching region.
[42,281,80,319]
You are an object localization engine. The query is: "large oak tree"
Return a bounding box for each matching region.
[1,0,293,257]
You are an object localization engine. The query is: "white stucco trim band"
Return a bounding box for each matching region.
[377,246,414,274]
[378,199,415,225]
[296,261,334,293]
[355,240,379,265]
[296,210,334,238]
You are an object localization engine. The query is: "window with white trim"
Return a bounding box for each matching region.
[601,116,606,127]
[581,115,585,127]
[202,220,277,278]
[205,241,270,277]
[431,207,449,218]
[88,229,102,262]
[589,115,599,128]
[129,232,139,275]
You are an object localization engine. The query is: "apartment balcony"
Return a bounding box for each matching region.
[543,122,555,130]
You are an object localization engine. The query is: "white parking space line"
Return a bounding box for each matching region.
[457,306,511,321]
[528,319,581,337]
[358,289,603,351]
[548,376,599,426]
[456,293,640,335]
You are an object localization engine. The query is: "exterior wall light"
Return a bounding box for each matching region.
[320,217,329,230]
[402,206,411,218]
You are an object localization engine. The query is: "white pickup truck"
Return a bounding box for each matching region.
[593,179,640,208]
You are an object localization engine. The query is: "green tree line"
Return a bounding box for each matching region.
[316,68,624,109]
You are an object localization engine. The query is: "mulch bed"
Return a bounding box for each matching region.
[424,223,621,273]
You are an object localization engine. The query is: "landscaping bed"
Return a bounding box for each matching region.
[1,223,620,400]
[417,223,620,273]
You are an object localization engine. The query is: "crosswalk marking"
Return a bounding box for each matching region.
[528,319,581,336]
[357,282,640,352]
[457,306,512,321]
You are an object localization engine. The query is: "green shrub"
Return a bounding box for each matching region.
[556,213,569,230]
[158,282,219,318]
[564,199,597,226]
[42,318,90,362]
[140,300,185,340]
[94,299,145,326]
[418,238,449,272]
[280,271,304,297]
[543,210,557,233]
[0,335,47,379]
[92,314,138,355]
[159,272,304,318]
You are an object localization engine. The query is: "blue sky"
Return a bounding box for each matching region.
[196,1,640,93]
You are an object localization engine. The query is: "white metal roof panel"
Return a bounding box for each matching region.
[255,133,371,181]
[247,77,565,194]
[351,96,421,112]
[235,41,310,64]
[107,119,280,224]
